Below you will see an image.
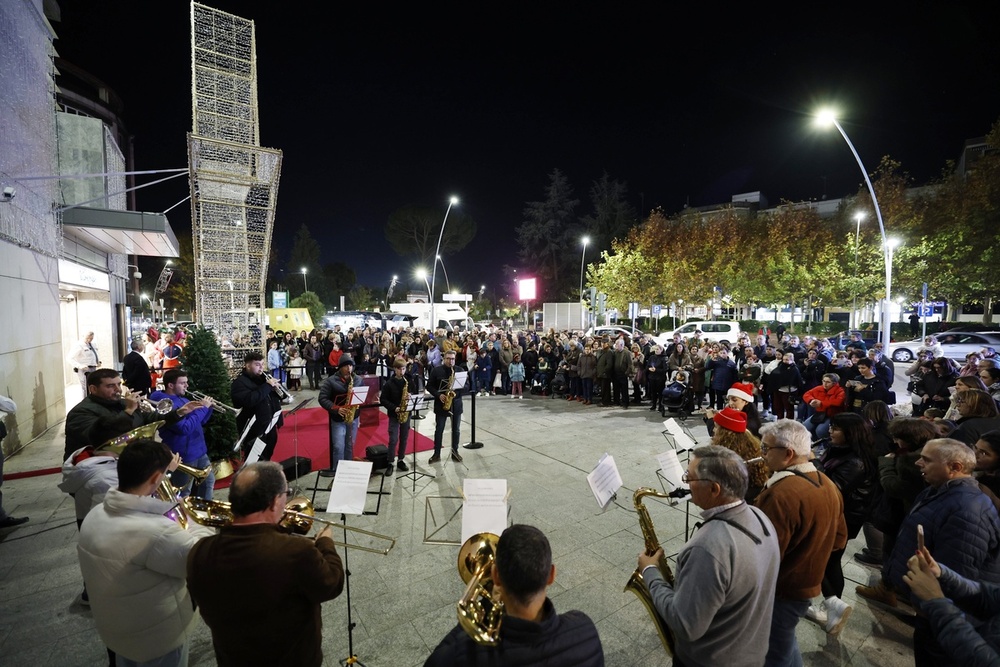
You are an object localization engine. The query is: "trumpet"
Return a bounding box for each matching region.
[187,390,242,416]
[123,390,174,415]
[263,372,291,400]
[176,493,396,554]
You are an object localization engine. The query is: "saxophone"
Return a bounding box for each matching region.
[441,366,456,413]
[397,376,410,424]
[342,374,358,422]
[624,487,676,656]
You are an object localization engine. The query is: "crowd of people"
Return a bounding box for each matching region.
[28,319,1000,666]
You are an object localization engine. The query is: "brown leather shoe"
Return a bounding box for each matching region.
[451,451,463,463]
[428,454,441,464]
[856,581,897,607]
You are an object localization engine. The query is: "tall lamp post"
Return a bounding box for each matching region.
[300,267,308,293]
[416,268,432,306]
[851,212,865,329]
[430,196,459,333]
[816,109,893,352]
[435,255,452,295]
[579,236,590,330]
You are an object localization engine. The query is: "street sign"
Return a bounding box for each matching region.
[272,291,288,308]
[628,301,640,319]
[652,304,662,316]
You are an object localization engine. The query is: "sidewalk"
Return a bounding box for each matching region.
[1,386,915,666]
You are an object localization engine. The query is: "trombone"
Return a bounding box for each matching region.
[178,494,396,555]
[280,496,396,555]
[123,390,174,415]
[187,390,242,416]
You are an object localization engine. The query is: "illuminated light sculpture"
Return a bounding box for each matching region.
[187,2,282,370]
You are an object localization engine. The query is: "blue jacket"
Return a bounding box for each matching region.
[886,477,1000,596]
[705,358,738,391]
[149,392,212,461]
[919,564,1000,666]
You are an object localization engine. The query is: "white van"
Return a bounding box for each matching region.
[659,321,742,345]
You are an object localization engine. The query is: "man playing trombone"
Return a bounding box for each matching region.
[187,461,344,667]
[151,369,215,499]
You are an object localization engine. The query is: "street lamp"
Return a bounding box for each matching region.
[416,268,432,306]
[851,212,865,329]
[435,255,452,295]
[299,267,308,293]
[816,109,893,351]
[430,196,459,333]
[579,236,590,330]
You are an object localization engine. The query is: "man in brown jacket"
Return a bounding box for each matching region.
[187,461,344,666]
[755,419,847,667]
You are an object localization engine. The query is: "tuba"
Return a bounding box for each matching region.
[624,487,676,656]
[397,375,410,424]
[456,532,504,645]
[441,366,456,413]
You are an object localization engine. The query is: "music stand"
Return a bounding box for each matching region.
[318,386,368,478]
[399,393,434,490]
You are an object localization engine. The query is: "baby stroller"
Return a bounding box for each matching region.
[661,371,694,419]
[549,366,568,398]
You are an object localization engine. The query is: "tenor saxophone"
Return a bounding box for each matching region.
[624,487,676,656]
[397,376,410,424]
[441,366,456,412]
[342,374,358,422]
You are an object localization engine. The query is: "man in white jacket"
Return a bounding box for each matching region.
[78,439,212,666]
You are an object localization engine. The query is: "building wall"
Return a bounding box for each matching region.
[0,0,64,454]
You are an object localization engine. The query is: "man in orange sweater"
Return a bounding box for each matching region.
[755,419,847,667]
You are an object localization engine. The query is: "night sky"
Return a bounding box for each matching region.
[53,2,1000,298]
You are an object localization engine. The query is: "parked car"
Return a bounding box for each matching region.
[655,321,742,347]
[585,325,644,346]
[827,329,882,351]
[887,331,1000,362]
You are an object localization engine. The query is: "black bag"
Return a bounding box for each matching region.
[365,444,390,470]
[279,456,312,481]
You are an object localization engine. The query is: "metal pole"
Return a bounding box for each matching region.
[852,215,861,330]
[430,198,457,335]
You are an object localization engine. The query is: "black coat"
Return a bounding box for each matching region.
[231,371,283,439]
[121,351,151,395]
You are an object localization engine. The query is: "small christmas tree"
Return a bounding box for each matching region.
[183,326,238,466]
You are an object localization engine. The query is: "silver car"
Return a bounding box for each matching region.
[887,331,1000,362]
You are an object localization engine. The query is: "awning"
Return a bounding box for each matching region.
[61,206,180,257]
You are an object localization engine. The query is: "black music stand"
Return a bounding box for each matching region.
[399,393,434,490]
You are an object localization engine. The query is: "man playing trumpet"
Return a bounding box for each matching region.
[151,369,215,499]
[64,368,205,460]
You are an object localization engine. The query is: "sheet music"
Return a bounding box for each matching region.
[233,414,257,452]
[663,418,697,450]
[263,409,282,435]
[349,386,369,406]
[245,437,267,464]
[453,371,468,390]
[326,460,373,515]
[656,450,688,493]
[586,454,622,509]
[461,478,508,544]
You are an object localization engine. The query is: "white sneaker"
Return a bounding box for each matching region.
[509,394,514,398]
[823,596,852,636]
[805,602,828,626]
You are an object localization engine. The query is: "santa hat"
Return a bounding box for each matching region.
[727,383,755,404]
[714,407,748,434]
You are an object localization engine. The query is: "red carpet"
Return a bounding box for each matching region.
[271,406,436,470]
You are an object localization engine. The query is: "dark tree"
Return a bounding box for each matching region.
[385,204,476,267]
[183,327,238,467]
[580,171,638,253]
[516,168,582,300]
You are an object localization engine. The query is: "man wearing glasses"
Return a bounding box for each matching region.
[187,461,344,667]
[428,351,463,463]
[754,420,846,667]
[637,446,779,666]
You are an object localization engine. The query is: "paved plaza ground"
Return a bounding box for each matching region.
[1,383,917,666]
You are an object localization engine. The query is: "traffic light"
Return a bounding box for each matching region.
[597,292,606,315]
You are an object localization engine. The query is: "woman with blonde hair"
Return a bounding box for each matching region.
[710,408,768,501]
